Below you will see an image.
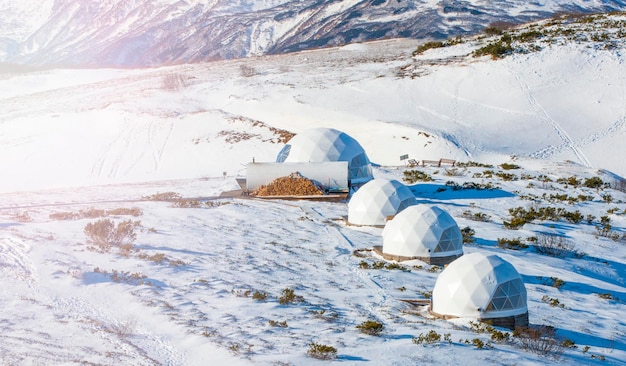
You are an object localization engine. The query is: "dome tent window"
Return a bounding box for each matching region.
[276,145,291,163]
[487,279,526,311]
[433,227,463,253]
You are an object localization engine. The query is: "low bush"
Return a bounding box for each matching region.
[252,290,268,301]
[356,320,384,336]
[473,39,514,59]
[359,260,411,272]
[413,330,448,345]
[556,176,581,187]
[456,161,493,168]
[534,234,576,257]
[311,309,339,322]
[307,342,337,360]
[514,325,563,357]
[561,339,577,349]
[496,171,518,181]
[279,288,304,305]
[268,320,288,328]
[461,226,476,244]
[50,207,142,221]
[84,219,137,251]
[497,237,528,250]
[142,192,182,201]
[596,293,615,300]
[445,181,497,191]
[541,295,565,308]
[546,277,566,289]
[499,163,520,170]
[462,210,491,222]
[403,169,433,183]
[583,176,604,189]
[468,321,510,343]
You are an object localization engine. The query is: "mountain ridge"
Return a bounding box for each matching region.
[2,0,626,67]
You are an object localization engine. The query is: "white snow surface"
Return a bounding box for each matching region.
[0,27,625,365]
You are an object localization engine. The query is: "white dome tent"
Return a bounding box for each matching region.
[377,205,463,265]
[347,179,417,227]
[275,128,373,188]
[430,252,529,329]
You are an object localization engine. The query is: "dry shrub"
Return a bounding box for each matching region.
[107,207,142,217]
[143,192,182,201]
[49,211,80,220]
[84,219,137,250]
[217,130,260,143]
[119,243,135,257]
[11,211,33,222]
[307,343,337,360]
[356,320,384,336]
[172,199,203,208]
[138,252,166,264]
[50,207,142,221]
[80,208,106,218]
[106,318,137,338]
[514,326,563,358]
[535,234,576,257]
[254,173,323,196]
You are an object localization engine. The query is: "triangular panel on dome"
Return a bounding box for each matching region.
[376,205,463,265]
[275,128,373,189]
[430,253,528,329]
[347,179,416,227]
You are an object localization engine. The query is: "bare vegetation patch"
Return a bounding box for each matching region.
[50,207,142,220]
[534,234,577,257]
[307,342,337,360]
[278,288,304,305]
[217,130,260,144]
[403,169,433,183]
[93,267,150,286]
[225,116,294,144]
[10,211,32,222]
[356,320,384,336]
[514,326,564,358]
[142,192,182,201]
[84,219,139,252]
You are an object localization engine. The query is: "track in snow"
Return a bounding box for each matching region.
[510,67,592,167]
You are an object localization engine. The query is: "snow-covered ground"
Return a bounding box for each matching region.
[1,15,625,365]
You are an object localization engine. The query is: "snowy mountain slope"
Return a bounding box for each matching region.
[1,13,624,194]
[3,0,626,67]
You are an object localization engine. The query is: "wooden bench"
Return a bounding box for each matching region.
[439,158,456,167]
[421,158,456,167]
[407,159,419,167]
[421,160,441,167]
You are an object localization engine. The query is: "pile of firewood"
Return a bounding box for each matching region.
[254,172,323,196]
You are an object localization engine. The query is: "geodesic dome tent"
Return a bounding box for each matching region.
[430,252,528,329]
[347,179,417,227]
[379,205,463,265]
[275,128,373,187]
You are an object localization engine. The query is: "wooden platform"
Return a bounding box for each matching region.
[252,193,348,202]
[372,246,461,266]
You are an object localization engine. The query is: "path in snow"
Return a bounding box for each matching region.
[509,66,592,167]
